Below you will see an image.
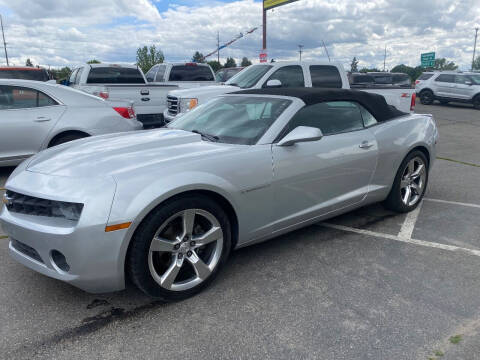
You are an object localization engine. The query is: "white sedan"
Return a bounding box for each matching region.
[0,79,143,167]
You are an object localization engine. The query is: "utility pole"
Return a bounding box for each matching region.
[217,31,220,64]
[472,27,479,71]
[383,45,387,72]
[322,40,330,62]
[0,14,8,66]
[262,8,267,54]
[298,45,304,61]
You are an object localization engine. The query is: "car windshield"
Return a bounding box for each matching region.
[468,74,480,84]
[225,65,272,89]
[167,96,291,145]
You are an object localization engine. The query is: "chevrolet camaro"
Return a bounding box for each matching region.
[0,88,438,301]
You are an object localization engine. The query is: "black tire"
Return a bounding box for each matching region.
[49,133,88,147]
[127,194,232,301]
[384,150,429,213]
[420,90,434,105]
[473,95,480,110]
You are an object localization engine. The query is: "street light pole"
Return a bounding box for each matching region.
[472,27,479,71]
[0,14,8,66]
[298,45,304,61]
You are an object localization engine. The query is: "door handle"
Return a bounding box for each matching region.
[34,116,51,122]
[359,141,373,149]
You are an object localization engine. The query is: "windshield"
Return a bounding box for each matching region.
[468,74,480,84]
[0,69,49,81]
[225,65,272,89]
[168,96,291,145]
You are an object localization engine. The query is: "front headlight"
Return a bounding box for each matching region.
[179,98,198,113]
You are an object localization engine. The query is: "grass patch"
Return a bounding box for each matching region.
[0,235,8,240]
[449,335,462,344]
[434,350,444,356]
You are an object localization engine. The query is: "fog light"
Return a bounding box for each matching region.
[51,250,70,272]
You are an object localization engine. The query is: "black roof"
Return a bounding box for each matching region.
[234,87,407,122]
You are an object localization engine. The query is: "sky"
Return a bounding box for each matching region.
[0,0,478,71]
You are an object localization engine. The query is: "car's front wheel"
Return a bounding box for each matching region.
[384,151,429,213]
[127,195,231,301]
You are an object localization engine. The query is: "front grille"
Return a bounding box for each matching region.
[5,191,83,221]
[11,239,44,263]
[167,95,179,116]
[136,113,165,129]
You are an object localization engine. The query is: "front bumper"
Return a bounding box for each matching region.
[0,170,129,293]
[163,109,177,123]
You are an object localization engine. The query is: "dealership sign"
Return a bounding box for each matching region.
[421,52,435,68]
[259,52,267,63]
[264,0,299,10]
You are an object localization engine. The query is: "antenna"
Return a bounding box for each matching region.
[0,14,8,66]
[322,40,330,62]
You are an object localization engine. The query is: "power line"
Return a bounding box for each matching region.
[0,14,9,66]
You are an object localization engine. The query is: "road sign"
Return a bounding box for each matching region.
[264,0,299,10]
[421,52,436,68]
[260,52,267,63]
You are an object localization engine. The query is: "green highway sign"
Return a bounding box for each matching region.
[421,52,435,68]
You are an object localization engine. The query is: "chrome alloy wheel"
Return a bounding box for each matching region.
[148,209,223,291]
[400,156,426,206]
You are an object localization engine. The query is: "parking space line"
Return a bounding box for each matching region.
[398,201,423,239]
[424,197,480,209]
[319,223,480,258]
[437,156,480,168]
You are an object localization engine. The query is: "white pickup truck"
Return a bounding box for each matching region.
[164,61,416,122]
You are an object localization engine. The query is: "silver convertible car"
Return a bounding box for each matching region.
[0,88,438,301]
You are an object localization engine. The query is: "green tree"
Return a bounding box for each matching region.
[87,59,101,64]
[25,58,33,67]
[432,58,458,71]
[192,51,205,63]
[473,56,480,70]
[136,45,165,73]
[207,60,222,72]
[50,66,72,82]
[359,67,380,73]
[241,57,252,67]
[350,57,359,72]
[224,57,237,68]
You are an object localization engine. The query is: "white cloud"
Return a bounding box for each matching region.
[0,0,478,71]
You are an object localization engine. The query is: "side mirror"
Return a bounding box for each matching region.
[465,81,473,86]
[277,126,323,146]
[265,79,282,88]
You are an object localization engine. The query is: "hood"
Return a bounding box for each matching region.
[26,129,241,178]
[168,84,239,98]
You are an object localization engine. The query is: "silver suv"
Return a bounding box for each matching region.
[416,72,480,109]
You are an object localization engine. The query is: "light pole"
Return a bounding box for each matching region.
[0,14,8,66]
[298,45,304,61]
[472,27,479,71]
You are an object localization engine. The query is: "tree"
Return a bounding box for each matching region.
[473,56,480,70]
[432,58,458,71]
[136,45,164,73]
[25,58,33,67]
[207,60,222,72]
[50,66,72,82]
[224,57,237,68]
[350,57,359,72]
[359,67,380,73]
[192,51,205,63]
[390,64,425,81]
[87,59,101,64]
[241,57,252,67]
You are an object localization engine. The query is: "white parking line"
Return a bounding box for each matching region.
[424,197,480,209]
[320,223,480,258]
[398,201,423,239]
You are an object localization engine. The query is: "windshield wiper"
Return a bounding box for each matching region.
[191,130,219,142]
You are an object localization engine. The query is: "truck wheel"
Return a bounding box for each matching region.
[420,90,434,105]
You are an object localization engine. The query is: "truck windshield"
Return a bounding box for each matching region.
[86,67,145,84]
[168,96,291,145]
[226,65,272,89]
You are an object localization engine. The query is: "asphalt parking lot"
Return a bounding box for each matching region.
[1,101,479,360]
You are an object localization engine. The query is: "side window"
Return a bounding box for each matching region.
[69,69,78,84]
[359,105,377,127]
[310,65,343,88]
[145,65,157,82]
[265,65,304,88]
[455,75,467,84]
[0,85,57,110]
[74,67,83,85]
[155,65,166,82]
[287,101,364,136]
[435,74,455,83]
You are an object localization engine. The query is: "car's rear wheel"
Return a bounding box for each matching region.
[473,95,480,110]
[384,151,428,213]
[420,90,434,105]
[49,132,88,147]
[127,195,231,301]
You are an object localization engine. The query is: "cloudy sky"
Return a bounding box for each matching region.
[0,0,478,70]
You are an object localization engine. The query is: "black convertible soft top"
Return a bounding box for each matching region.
[234,88,407,122]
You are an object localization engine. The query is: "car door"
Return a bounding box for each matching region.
[271,101,378,231]
[433,74,456,97]
[0,85,66,162]
[453,75,475,100]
